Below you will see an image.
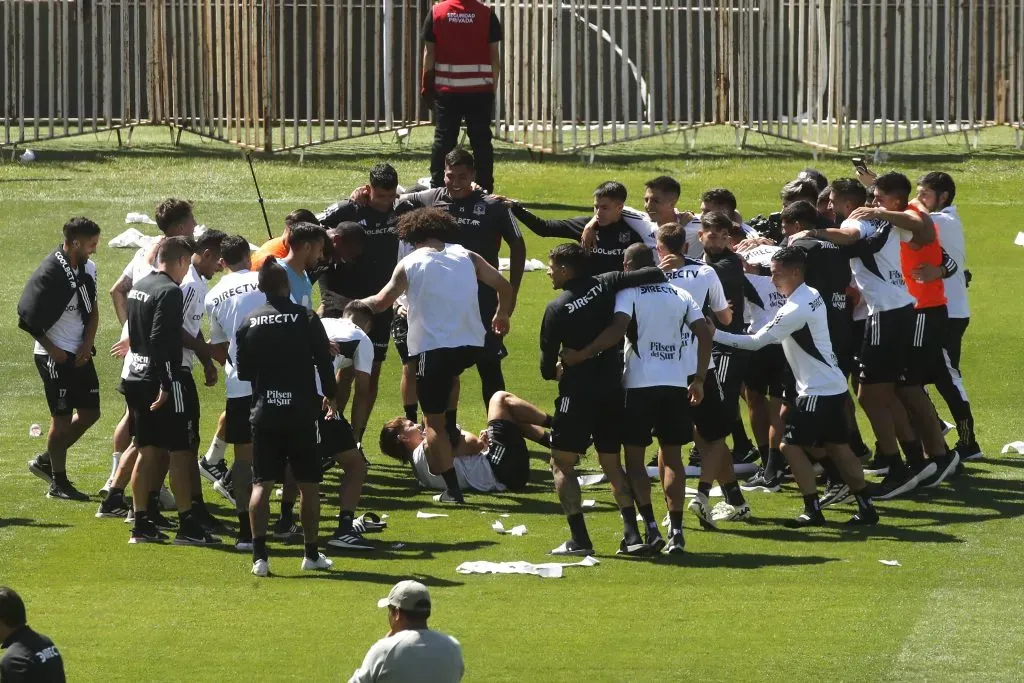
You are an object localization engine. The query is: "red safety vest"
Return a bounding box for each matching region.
[900,215,947,310]
[432,0,496,94]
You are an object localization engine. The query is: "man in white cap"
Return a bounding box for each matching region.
[349,580,464,683]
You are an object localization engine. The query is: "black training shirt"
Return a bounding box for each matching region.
[704,249,747,335]
[1,626,65,683]
[317,199,405,302]
[124,271,183,390]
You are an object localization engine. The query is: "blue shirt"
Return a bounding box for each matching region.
[282,261,312,311]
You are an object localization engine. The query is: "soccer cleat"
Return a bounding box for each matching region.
[173,521,222,546]
[616,538,649,557]
[251,559,270,577]
[549,539,595,557]
[784,510,827,528]
[954,441,983,462]
[46,480,90,501]
[846,507,880,526]
[711,501,752,523]
[732,445,760,466]
[300,552,334,571]
[96,495,131,519]
[688,493,717,530]
[272,517,302,540]
[327,531,373,551]
[199,458,229,484]
[741,468,782,493]
[819,482,851,508]
[863,452,892,476]
[663,533,685,555]
[920,452,960,489]
[432,491,464,504]
[27,454,53,485]
[158,486,176,510]
[351,513,387,534]
[644,530,666,555]
[129,519,169,544]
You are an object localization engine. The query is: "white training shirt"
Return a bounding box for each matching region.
[615,282,704,387]
[663,257,729,313]
[931,205,969,319]
[842,218,916,315]
[348,629,464,683]
[205,269,266,398]
[321,316,374,375]
[713,283,848,397]
[403,244,485,356]
[34,259,98,356]
[179,263,208,369]
[411,442,504,492]
[743,273,788,331]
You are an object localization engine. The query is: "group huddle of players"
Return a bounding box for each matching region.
[18,148,979,572]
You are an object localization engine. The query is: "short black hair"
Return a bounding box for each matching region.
[830,178,868,207]
[918,171,956,208]
[286,222,327,249]
[771,246,807,272]
[700,211,733,233]
[369,163,399,190]
[379,417,412,463]
[157,235,196,265]
[645,175,681,198]
[779,200,819,229]
[0,587,27,629]
[258,256,290,296]
[780,178,820,206]
[63,217,101,242]
[397,208,457,244]
[656,222,687,254]
[445,148,475,170]
[701,188,737,212]
[285,209,318,229]
[220,235,251,267]
[194,229,227,254]
[328,221,366,244]
[798,168,829,193]
[624,243,656,269]
[549,242,588,274]
[817,185,832,205]
[874,171,912,199]
[593,181,627,203]
[155,198,193,234]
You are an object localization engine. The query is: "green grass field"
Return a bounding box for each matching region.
[2,125,1024,682]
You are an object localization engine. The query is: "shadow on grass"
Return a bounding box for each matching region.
[274,569,465,586]
[647,551,840,569]
[0,517,71,530]
[0,177,73,183]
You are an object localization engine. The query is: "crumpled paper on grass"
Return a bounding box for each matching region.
[456,555,599,579]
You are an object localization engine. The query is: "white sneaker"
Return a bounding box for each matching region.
[300,552,333,571]
[688,493,717,530]
[251,559,269,577]
[711,501,752,522]
[158,486,176,510]
[213,479,236,506]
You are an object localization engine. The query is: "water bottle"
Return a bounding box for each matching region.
[29,423,42,437]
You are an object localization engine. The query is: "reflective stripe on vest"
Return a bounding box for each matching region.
[432,0,494,93]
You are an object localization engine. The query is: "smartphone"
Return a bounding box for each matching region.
[851,157,869,174]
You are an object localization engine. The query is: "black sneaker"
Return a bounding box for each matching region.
[173,519,222,546]
[920,452,960,489]
[192,506,228,534]
[129,518,169,544]
[96,494,131,518]
[28,454,53,484]
[644,530,666,555]
[432,491,465,504]
[846,507,880,526]
[663,532,685,555]
[853,441,872,465]
[873,460,934,500]
[550,539,594,556]
[272,516,302,540]
[784,510,826,528]
[819,481,851,508]
[199,458,229,484]
[741,468,782,493]
[688,446,701,468]
[149,508,177,531]
[732,445,760,465]
[327,530,373,551]
[954,440,983,462]
[616,537,648,557]
[46,480,90,501]
[863,452,892,476]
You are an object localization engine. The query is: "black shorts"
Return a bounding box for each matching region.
[743,345,787,398]
[317,413,358,458]
[367,307,394,363]
[414,346,480,415]
[782,393,848,447]
[34,353,100,417]
[551,383,623,455]
[485,419,530,490]
[712,347,749,404]
[392,312,411,364]
[898,306,947,387]
[225,395,253,445]
[622,385,693,447]
[123,376,197,452]
[691,372,734,442]
[859,305,914,385]
[252,422,321,483]
[480,329,509,362]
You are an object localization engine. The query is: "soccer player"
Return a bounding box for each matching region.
[712,247,879,527]
[401,148,525,407]
[250,209,318,271]
[124,236,218,545]
[379,391,552,494]
[913,172,980,461]
[642,175,695,244]
[508,180,656,275]
[18,218,102,501]
[563,244,713,555]
[539,243,666,556]
[280,222,326,311]
[236,257,337,576]
[359,208,516,505]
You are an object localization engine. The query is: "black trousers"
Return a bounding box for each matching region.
[430,91,495,192]
[932,317,975,445]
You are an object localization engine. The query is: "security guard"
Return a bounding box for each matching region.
[421,0,503,193]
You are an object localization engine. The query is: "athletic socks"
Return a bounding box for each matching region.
[757,444,770,467]
[541,414,553,429]
[280,500,295,523]
[722,481,746,506]
[191,494,205,509]
[303,543,319,562]
[697,481,712,497]
[404,404,418,423]
[204,436,227,465]
[899,440,925,467]
[669,510,684,535]
[765,448,783,478]
[105,486,124,503]
[440,468,465,502]
[339,510,355,533]
[567,512,592,548]
[445,410,459,449]
[253,536,268,563]
[146,490,161,515]
[110,452,121,477]
[620,507,642,544]
[803,493,821,515]
[52,471,69,486]
[854,492,874,514]
[637,503,658,532]
[237,513,252,541]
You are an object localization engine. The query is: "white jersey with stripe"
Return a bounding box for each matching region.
[34,259,98,355]
[179,263,208,369]
[743,273,788,331]
[411,442,504,492]
[930,205,969,319]
[321,316,374,375]
[713,283,847,397]
[204,269,266,398]
[403,243,485,355]
[615,282,704,388]
[843,218,916,315]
